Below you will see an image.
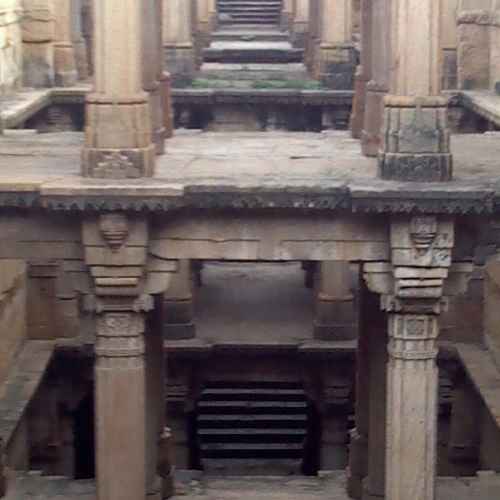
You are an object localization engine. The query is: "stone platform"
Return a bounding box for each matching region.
[0,130,500,213]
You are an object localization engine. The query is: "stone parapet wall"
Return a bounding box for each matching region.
[0,0,23,95]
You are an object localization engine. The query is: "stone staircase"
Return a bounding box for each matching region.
[217,0,283,26]
[196,381,309,475]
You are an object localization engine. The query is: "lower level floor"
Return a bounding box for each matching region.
[5,471,500,500]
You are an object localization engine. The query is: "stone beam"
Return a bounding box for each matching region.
[378,0,453,181]
[81,0,155,178]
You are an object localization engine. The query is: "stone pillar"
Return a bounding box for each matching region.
[21,0,55,88]
[145,318,165,500]
[351,0,372,139]
[157,0,174,142]
[361,0,389,156]
[144,0,167,155]
[95,311,147,500]
[362,301,387,500]
[72,0,89,80]
[162,260,196,340]
[208,0,218,31]
[347,280,372,499]
[53,0,78,86]
[439,0,459,90]
[457,0,492,91]
[196,0,212,48]
[292,0,309,47]
[378,0,453,181]
[163,0,196,84]
[315,0,356,89]
[83,213,152,500]
[81,0,93,75]
[0,0,23,95]
[282,0,295,31]
[82,0,155,178]
[385,216,454,500]
[314,261,357,341]
[305,0,318,70]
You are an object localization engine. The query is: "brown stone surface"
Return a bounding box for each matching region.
[3,129,500,194]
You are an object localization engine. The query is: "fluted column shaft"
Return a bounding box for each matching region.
[385,313,439,500]
[95,312,147,500]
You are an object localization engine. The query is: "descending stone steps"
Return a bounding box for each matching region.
[196,381,309,474]
[217,0,283,26]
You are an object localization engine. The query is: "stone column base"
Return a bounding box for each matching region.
[316,44,356,90]
[378,96,453,182]
[82,95,156,178]
[350,67,368,139]
[361,82,387,157]
[163,45,197,85]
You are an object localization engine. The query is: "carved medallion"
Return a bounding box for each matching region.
[99,213,129,251]
[410,216,437,252]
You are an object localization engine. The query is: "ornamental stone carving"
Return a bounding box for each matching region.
[99,213,129,252]
[410,216,438,253]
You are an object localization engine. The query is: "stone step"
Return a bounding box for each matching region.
[218,0,283,25]
[197,414,308,426]
[199,63,309,82]
[197,381,308,472]
[200,442,305,459]
[212,30,289,42]
[200,458,302,475]
[203,42,304,64]
[198,400,308,410]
